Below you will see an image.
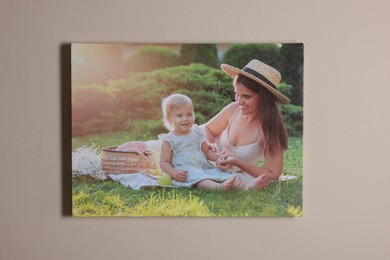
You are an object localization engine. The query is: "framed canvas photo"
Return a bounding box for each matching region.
[71,43,303,217]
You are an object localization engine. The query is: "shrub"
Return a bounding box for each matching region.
[222,44,282,71]
[180,44,219,68]
[180,44,196,65]
[192,44,219,68]
[281,104,303,137]
[74,63,309,138]
[126,45,180,73]
[277,82,292,98]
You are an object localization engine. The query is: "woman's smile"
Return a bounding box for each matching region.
[234,83,260,115]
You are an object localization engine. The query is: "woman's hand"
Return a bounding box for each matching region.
[216,156,236,171]
[172,170,188,182]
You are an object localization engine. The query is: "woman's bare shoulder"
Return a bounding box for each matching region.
[220,102,238,115]
[204,102,237,136]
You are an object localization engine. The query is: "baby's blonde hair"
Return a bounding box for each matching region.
[162,94,194,131]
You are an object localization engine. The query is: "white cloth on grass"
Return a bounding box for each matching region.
[108,173,173,190]
[108,173,297,190]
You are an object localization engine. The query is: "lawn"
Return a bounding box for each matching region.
[72,134,303,217]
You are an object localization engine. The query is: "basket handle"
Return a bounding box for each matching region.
[143,149,154,157]
[115,148,155,160]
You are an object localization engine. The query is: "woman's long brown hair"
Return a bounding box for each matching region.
[234,74,288,156]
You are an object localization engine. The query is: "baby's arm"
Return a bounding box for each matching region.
[159,141,187,182]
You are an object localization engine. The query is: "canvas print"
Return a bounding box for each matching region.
[71,43,303,217]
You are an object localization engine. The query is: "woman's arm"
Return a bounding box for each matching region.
[204,102,237,144]
[218,150,284,180]
[159,141,187,182]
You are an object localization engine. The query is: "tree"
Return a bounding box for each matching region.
[126,45,180,73]
[222,44,282,71]
[180,44,197,65]
[180,44,219,68]
[193,44,218,68]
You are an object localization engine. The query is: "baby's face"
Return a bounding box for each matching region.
[169,104,195,135]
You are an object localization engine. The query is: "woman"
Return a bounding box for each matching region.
[204,59,290,182]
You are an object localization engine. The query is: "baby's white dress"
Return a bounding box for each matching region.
[158,125,234,187]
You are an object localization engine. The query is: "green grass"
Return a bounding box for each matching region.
[72,133,303,217]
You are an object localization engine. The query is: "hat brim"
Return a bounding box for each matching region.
[221,64,290,104]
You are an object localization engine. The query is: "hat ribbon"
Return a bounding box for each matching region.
[242,67,277,89]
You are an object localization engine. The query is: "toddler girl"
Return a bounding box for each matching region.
[159,94,268,191]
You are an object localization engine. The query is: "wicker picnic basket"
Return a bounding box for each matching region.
[101,146,157,175]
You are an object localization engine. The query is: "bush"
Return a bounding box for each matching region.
[180,44,196,65]
[75,63,312,139]
[126,45,180,73]
[72,64,233,139]
[180,44,219,68]
[277,82,292,98]
[281,104,303,137]
[222,44,282,71]
[193,44,219,68]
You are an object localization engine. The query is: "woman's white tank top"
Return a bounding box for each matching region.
[218,109,264,168]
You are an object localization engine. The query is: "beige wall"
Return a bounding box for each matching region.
[1,0,390,259]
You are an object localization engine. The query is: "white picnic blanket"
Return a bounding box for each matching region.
[109,173,297,190]
[109,173,175,190]
[109,139,298,190]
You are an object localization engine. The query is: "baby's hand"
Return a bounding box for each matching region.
[208,143,222,153]
[173,170,188,182]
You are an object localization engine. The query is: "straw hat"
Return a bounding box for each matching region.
[221,59,290,104]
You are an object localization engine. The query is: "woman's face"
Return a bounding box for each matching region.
[234,82,261,116]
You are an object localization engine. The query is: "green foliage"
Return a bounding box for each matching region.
[180,44,196,65]
[72,63,234,137]
[72,56,303,139]
[180,44,219,68]
[193,44,219,68]
[277,82,292,98]
[281,104,303,137]
[280,43,304,106]
[222,43,304,106]
[222,43,282,71]
[126,45,180,73]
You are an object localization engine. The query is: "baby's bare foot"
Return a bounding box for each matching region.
[245,174,268,191]
[221,176,236,192]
